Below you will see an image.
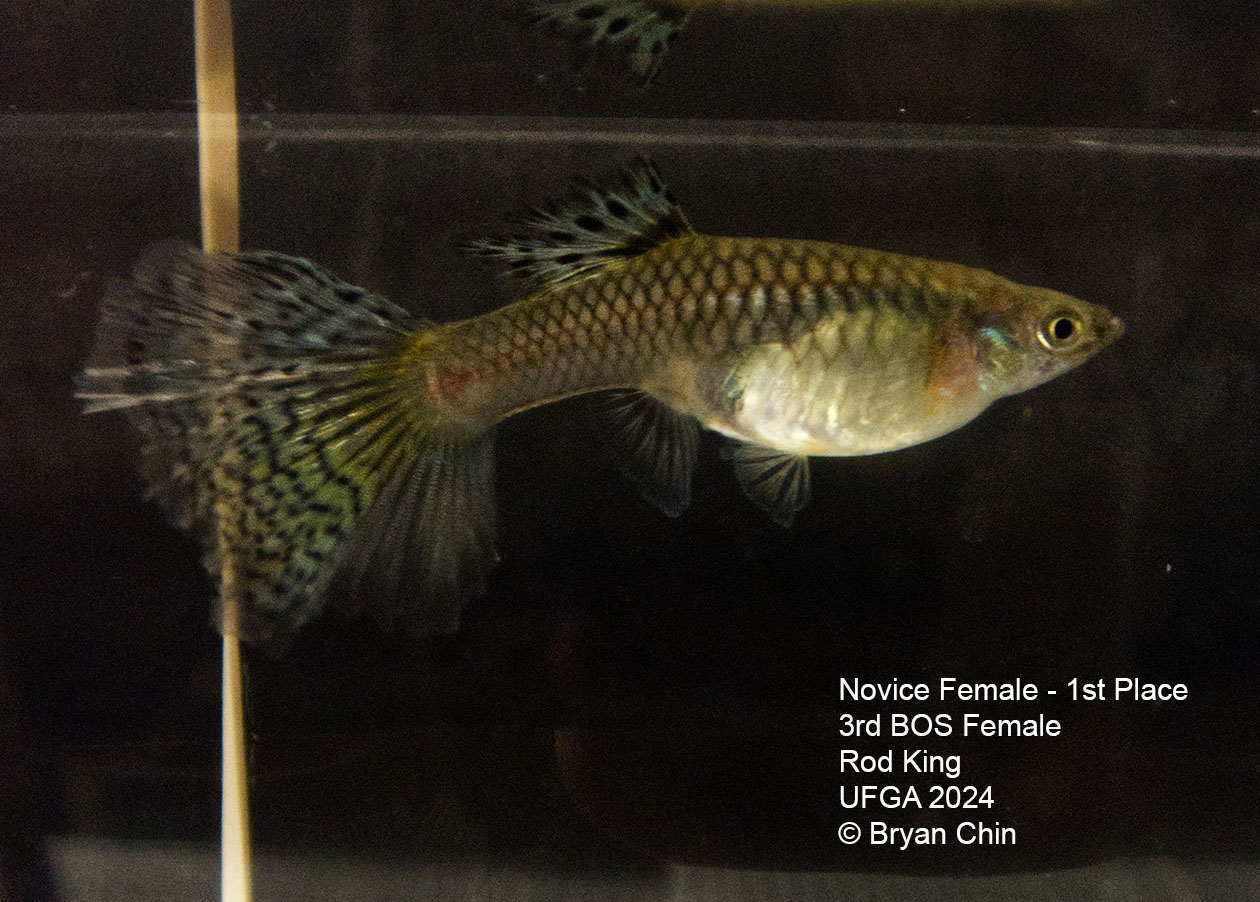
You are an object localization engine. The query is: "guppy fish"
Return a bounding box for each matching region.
[78,160,1121,643]
[516,0,1096,84]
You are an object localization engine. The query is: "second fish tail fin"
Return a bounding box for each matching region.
[77,241,497,646]
[510,1,691,86]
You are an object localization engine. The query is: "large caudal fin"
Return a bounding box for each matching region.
[77,242,497,646]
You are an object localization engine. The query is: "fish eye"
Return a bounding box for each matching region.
[1038,313,1084,351]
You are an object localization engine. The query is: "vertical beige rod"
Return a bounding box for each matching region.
[193,1,249,901]
[195,0,240,256]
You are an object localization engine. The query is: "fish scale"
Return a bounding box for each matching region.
[78,160,1120,644]
[437,235,952,426]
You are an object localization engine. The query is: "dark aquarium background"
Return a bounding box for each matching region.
[3,1,1260,899]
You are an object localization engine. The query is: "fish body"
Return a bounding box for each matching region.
[441,234,1109,455]
[78,160,1121,643]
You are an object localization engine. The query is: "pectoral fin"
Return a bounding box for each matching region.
[725,443,811,527]
[593,389,698,517]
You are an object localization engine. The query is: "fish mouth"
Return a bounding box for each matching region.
[1097,312,1125,348]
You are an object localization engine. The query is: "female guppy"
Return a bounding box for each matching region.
[78,160,1121,642]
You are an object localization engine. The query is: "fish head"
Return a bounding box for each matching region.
[971,282,1123,398]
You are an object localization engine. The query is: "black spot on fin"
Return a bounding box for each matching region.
[511,1,690,86]
[593,388,698,517]
[461,157,693,288]
[724,442,811,527]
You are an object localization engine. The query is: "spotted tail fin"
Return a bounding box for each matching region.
[77,242,497,645]
[512,1,690,86]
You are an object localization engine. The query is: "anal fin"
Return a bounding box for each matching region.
[724,443,811,527]
[594,389,698,517]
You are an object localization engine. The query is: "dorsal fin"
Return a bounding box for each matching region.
[462,157,693,287]
[511,2,691,86]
